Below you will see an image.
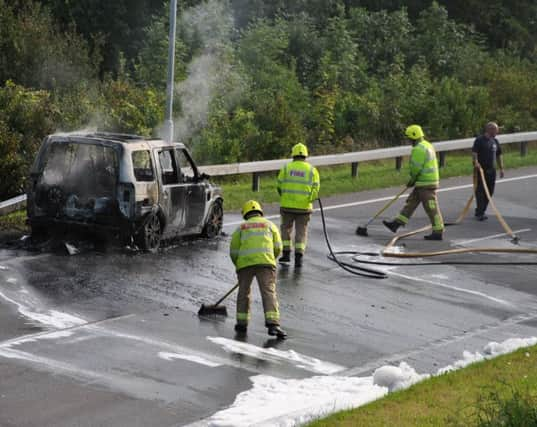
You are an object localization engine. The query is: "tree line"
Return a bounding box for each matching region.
[1,0,537,198]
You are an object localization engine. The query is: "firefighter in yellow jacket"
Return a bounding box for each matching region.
[383,125,445,240]
[230,200,286,339]
[277,143,320,267]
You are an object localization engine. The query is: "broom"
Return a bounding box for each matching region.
[198,283,239,316]
[355,186,408,236]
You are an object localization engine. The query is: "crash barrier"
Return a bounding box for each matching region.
[1,131,537,217]
[199,131,537,192]
[0,194,27,217]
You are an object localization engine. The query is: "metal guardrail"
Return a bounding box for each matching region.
[198,131,537,191]
[0,194,27,217]
[1,131,536,216]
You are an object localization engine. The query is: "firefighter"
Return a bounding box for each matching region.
[277,143,320,267]
[383,125,445,240]
[230,200,287,339]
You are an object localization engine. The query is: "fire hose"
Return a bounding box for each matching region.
[322,166,537,276]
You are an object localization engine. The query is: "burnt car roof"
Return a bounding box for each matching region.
[47,132,187,151]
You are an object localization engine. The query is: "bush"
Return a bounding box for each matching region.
[0,81,58,199]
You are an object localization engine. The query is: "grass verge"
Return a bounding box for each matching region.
[308,345,537,427]
[0,209,28,233]
[216,144,537,211]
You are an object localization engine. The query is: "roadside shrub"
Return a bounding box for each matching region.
[99,77,164,137]
[0,81,58,199]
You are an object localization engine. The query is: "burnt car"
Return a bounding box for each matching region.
[27,132,223,251]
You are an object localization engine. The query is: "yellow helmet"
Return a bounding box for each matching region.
[241,200,263,218]
[291,143,308,157]
[405,125,425,140]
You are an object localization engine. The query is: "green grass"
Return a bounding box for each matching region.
[216,143,537,211]
[0,209,28,232]
[308,345,537,427]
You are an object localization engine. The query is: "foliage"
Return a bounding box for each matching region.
[0,81,58,199]
[1,0,537,196]
[99,77,165,137]
[0,0,97,90]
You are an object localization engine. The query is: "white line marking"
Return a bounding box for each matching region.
[158,351,221,368]
[454,228,531,246]
[389,271,513,306]
[224,172,537,226]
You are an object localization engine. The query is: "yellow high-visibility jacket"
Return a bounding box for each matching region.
[409,139,439,187]
[230,215,282,271]
[277,160,320,212]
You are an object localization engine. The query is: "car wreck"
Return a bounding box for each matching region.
[26,132,223,252]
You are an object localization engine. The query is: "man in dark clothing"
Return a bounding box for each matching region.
[472,122,505,221]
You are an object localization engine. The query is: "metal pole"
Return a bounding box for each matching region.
[165,0,178,143]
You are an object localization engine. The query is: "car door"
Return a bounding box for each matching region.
[175,148,207,230]
[156,148,186,235]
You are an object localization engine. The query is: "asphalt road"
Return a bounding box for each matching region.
[1,167,537,426]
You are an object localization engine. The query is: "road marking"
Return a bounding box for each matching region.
[224,172,537,226]
[159,351,221,368]
[389,271,513,306]
[454,228,531,246]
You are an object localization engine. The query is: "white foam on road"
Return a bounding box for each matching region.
[159,351,221,368]
[201,336,537,427]
[207,337,345,375]
[439,336,537,374]
[373,361,429,391]
[206,375,387,427]
[0,289,86,329]
[0,330,74,350]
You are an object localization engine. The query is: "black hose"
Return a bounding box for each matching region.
[317,198,387,279]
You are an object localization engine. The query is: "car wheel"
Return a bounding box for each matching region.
[136,214,161,252]
[202,201,223,238]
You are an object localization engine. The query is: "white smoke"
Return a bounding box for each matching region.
[172,0,246,144]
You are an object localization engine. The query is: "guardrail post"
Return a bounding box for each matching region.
[252,172,260,192]
[520,141,528,157]
[351,162,359,178]
[439,152,446,168]
[395,156,403,171]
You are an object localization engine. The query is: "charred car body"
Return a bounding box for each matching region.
[27,133,223,251]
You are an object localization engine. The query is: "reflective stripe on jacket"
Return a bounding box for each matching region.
[230,216,282,271]
[410,139,439,187]
[277,160,320,212]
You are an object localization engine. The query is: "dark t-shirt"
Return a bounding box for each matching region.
[472,135,502,170]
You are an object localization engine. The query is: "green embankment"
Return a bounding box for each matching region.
[308,345,537,427]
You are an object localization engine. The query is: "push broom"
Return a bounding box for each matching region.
[355,186,408,236]
[198,283,239,316]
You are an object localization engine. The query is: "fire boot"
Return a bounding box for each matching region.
[383,220,401,233]
[234,324,247,334]
[267,325,287,339]
[279,250,291,264]
[424,232,443,241]
[294,252,303,268]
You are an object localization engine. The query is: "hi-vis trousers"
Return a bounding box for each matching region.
[396,186,444,232]
[236,266,280,327]
[280,210,311,254]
